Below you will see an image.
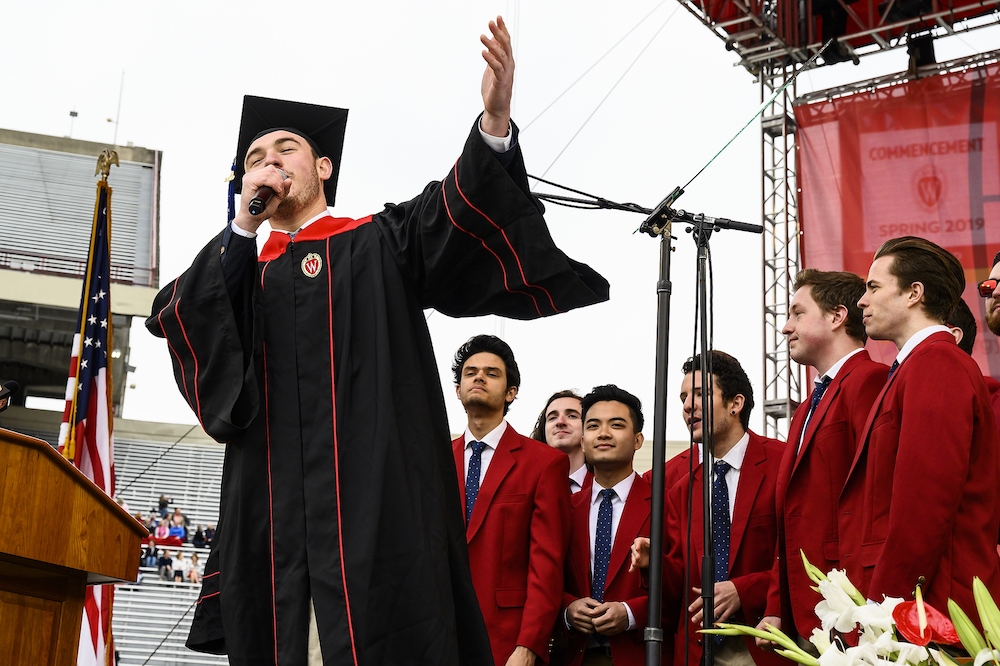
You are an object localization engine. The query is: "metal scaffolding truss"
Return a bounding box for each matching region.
[760,61,802,439]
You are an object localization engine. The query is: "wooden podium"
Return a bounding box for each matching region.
[0,428,147,665]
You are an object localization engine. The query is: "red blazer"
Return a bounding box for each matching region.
[985,375,1000,437]
[562,474,662,666]
[663,431,787,666]
[765,350,888,639]
[641,446,698,489]
[454,425,571,665]
[838,332,1000,621]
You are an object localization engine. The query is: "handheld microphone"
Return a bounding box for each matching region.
[248,169,288,216]
[0,381,19,413]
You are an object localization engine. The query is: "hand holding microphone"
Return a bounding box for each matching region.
[248,168,289,216]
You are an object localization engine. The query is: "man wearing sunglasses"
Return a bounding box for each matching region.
[978,251,1000,337]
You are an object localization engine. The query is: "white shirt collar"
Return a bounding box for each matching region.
[896,325,950,365]
[697,430,750,471]
[463,420,508,450]
[570,465,589,488]
[277,209,333,237]
[820,347,865,384]
[591,471,637,506]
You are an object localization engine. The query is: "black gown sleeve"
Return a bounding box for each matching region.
[373,116,610,320]
[145,230,259,443]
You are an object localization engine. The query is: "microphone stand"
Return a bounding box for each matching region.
[527,175,763,666]
[638,192,763,666]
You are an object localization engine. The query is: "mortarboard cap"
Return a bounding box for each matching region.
[234,95,348,206]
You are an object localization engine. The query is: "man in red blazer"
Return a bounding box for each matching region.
[635,352,786,666]
[452,335,571,666]
[562,385,656,666]
[757,270,888,648]
[531,390,592,494]
[839,237,1000,620]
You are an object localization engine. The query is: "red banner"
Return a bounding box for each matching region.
[796,63,1000,374]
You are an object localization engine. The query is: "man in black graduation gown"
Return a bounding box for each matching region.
[147,17,609,666]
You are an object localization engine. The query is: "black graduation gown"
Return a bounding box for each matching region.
[146,120,609,666]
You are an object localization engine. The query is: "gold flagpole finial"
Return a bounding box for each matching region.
[95,149,120,181]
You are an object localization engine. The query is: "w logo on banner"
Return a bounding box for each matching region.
[914,165,946,210]
[58,171,116,666]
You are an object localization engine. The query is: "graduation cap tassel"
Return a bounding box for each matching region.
[226,158,237,223]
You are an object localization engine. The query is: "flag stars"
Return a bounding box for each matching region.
[91,289,106,303]
[81,360,88,369]
[101,319,107,328]
[84,337,93,347]
[95,341,101,349]
[88,315,97,325]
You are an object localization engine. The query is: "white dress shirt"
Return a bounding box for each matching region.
[895,325,951,366]
[578,472,639,631]
[462,420,508,485]
[697,432,749,521]
[569,465,589,494]
[799,347,865,449]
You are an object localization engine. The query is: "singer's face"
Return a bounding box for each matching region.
[986,262,1000,336]
[245,131,326,214]
[679,372,735,445]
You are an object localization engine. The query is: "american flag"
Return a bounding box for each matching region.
[58,176,116,666]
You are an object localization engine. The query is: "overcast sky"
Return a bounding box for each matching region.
[4,1,997,441]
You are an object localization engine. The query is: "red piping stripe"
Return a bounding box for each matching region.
[261,261,279,664]
[202,571,219,579]
[451,165,562,314]
[173,298,205,425]
[196,591,221,605]
[326,240,360,665]
[156,283,193,407]
[441,166,543,317]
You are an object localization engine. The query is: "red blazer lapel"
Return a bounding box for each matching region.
[730,434,765,571]
[466,427,520,541]
[570,490,592,595]
[794,351,871,475]
[846,361,897,481]
[607,475,651,586]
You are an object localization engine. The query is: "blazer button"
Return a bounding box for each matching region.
[697,639,703,646]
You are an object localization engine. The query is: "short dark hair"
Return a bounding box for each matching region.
[793,268,868,343]
[581,385,644,433]
[946,298,977,355]
[530,390,582,442]
[874,237,965,323]
[451,334,520,414]
[682,351,754,430]
[994,250,1000,267]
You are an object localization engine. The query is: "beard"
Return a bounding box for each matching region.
[270,168,322,224]
[988,306,1000,336]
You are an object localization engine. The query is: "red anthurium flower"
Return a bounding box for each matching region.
[893,599,961,646]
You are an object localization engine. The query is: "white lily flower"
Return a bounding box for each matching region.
[854,598,904,635]
[811,628,832,654]
[828,569,866,605]
[817,643,853,666]
[973,648,1000,666]
[817,577,861,632]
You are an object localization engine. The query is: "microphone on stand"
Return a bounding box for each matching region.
[248,168,288,216]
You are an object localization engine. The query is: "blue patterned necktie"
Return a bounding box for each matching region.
[887,359,900,382]
[465,441,487,524]
[712,461,732,643]
[591,488,616,603]
[803,375,832,433]
[712,461,731,585]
